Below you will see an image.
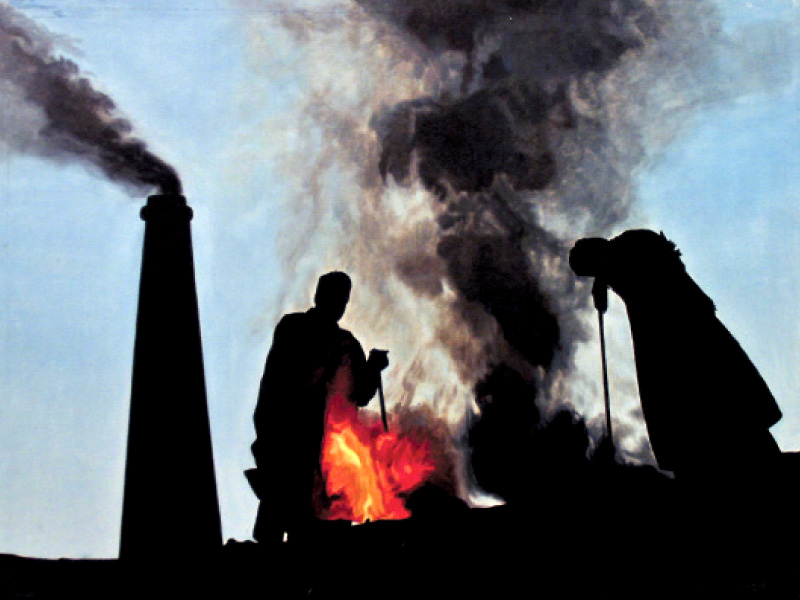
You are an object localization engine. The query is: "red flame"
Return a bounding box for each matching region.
[319,371,436,523]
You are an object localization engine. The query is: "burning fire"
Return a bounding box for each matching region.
[320,369,436,523]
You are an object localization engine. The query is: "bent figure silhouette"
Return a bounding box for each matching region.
[249,271,389,546]
[570,230,782,481]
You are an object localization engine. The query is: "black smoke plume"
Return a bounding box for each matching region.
[366,0,695,499]
[0,3,180,194]
[364,0,677,459]
[242,0,722,502]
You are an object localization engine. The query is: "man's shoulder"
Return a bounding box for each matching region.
[336,326,362,350]
[274,311,311,334]
[279,311,309,324]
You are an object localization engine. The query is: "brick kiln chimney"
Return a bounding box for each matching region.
[119,194,222,561]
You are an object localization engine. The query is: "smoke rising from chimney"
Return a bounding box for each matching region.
[237,0,729,501]
[0,3,181,195]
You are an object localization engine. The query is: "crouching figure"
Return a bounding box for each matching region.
[570,229,782,483]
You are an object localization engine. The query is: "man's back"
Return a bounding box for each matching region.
[253,309,350,466]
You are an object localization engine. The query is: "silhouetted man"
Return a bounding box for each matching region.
[250,271,389,546]
[570,230,782,482]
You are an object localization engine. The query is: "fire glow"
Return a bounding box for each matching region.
[320,388,436,523]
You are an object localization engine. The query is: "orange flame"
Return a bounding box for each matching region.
[320,389,436,523]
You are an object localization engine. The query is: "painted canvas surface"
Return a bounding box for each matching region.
[0,0,799,582]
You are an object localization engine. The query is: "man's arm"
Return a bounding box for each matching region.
[347,336,389,407]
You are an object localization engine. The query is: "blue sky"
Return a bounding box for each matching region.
[637,4,800,448]
[0,0,799,558]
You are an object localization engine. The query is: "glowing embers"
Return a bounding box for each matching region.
[320,391,435,523]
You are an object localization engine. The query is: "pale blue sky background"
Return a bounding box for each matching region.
[0,0,799,558]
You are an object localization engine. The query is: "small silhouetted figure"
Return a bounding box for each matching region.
[570,230,782,482]
[250,271,389,546]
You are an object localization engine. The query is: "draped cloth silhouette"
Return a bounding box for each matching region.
[570,230,782,479]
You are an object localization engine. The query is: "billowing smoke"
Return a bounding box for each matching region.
[236,0,723,503]
[0,2,180,194]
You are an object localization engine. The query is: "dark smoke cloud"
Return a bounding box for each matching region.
[358,0,656,76]
[363,0,674,411]
[0,3,181,194]
[244,0,724,499]
[436,194,562,368]
[369,0,658,202]
[360,0,710,445]
[377,86,560,196]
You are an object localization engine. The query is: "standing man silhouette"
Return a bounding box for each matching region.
[250,271,389,546]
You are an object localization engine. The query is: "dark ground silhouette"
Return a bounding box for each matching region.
[4,474,800,600]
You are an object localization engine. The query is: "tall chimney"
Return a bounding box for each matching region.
[119,194,222,561]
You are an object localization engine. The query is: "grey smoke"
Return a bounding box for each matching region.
[242,0,732,493]
[363,0,679,383]
[369,0,659,198]
[0,2,181,194]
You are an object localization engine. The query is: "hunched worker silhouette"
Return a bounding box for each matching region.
[569,230,782,482]
[250,271,389,546]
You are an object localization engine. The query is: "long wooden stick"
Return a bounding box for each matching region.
[592,279,613,449]
[378,373,389,432]
[598,309,613,448]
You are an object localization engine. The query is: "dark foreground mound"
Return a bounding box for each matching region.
[4,459,800,600]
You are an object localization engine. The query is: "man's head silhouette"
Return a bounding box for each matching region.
[314,271,352,322]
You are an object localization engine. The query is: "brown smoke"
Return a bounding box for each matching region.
[237,0,723,502]
[0,3,180,195]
